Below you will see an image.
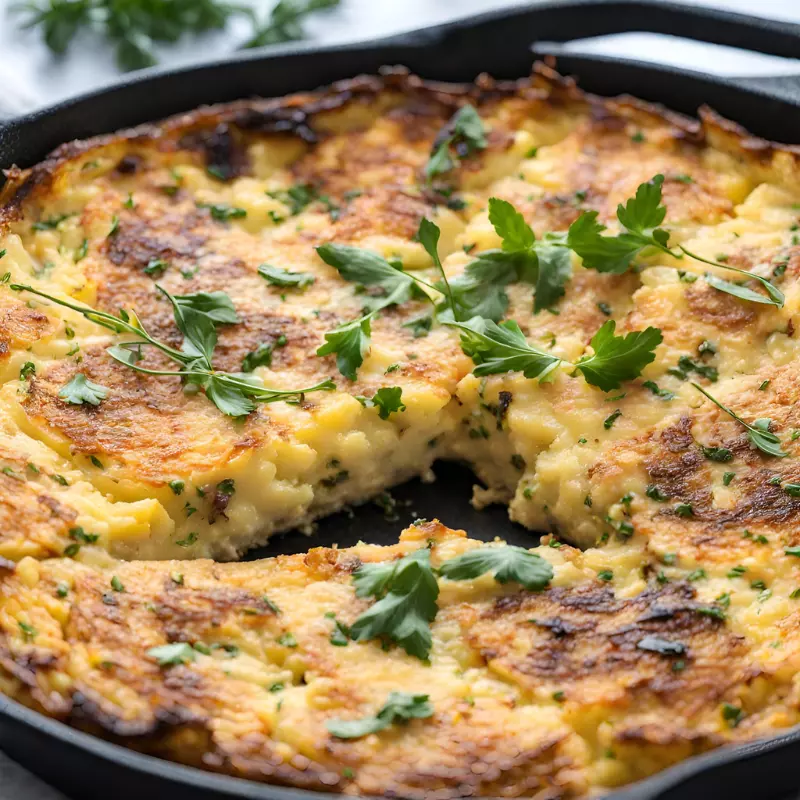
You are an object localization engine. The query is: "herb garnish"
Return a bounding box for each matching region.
[241,0,341,49]
[424,105,487,182]
[317,316,372,381]
[444,198,572,319]
[567,174,783,306]
[692,382,787,457]
[326,691,433,739]
[438,544,553,590]
[197,203,247,222]
[315,243,424,378]
[448,316,661,391]
[356,387,406,420]
[147,642,196,667]
[258,263,315,288]
[349,548,439,660]
[11,283,334,417]
[17,0,340,71]
[58,373,108,406]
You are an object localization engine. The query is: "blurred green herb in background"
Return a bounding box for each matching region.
[11,0,340,71]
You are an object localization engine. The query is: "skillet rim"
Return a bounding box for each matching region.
[2,2,800,798]
[4,689,800,800]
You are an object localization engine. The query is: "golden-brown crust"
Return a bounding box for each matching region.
[0,525,595,798]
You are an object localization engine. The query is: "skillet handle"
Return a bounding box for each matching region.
[382,0,800,79]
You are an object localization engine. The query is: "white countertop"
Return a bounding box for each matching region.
[0,0,799,797]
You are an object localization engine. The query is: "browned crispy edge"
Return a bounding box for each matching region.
[6,61,798,233]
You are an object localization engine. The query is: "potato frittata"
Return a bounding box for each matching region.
[2,64,800,795]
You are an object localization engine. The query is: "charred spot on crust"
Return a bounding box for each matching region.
[116,155,143,175]
[180,123,250,182]
[234,107,319,145]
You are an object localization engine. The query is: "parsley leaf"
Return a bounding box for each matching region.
[258,263,315,289]
[418,217,458,320]
[566,175,672,273]
[533,241,573,313]
[486,197,572,314]
[449,316,660,391]
[446,316,562,382]
[489,197,535,252]
[326,691,433,739]
[703,271,783,308]
[749,418,787,458]
[241,342,274,372]
[197,203,247,222]
[204,376,258,417]
[424,105,487,182]
[147,642,196,667]
[574,320,663,392]
[357,387,406,420]
[445,251,517,322]
[565,176,784,306]
[172,291,240,325]
[58,373,108,406]
[678,246,784,308]
[317,316,371,381]
[265,183,316,216]
[241,0,341,50]
[349,548,439,660]
[315,243,425,380]
[438,544,553,590]
[15,0,270,71]
[316,243,416,311]
[158,288,232,365]
[692,382,787,457]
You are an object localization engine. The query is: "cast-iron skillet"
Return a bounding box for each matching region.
[2,1,800,797]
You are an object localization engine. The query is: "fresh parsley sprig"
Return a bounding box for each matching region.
[14,0,253,71]
[420,201,572,322]
[438,544,553,590]
[424,105,487,182]
[259,263,315,289]
[566,175,784,307]
[566,175,673,273]
[448,317,562,382]
[10,283,334,417]
[429,199,572,321]
[448,316,661,392]
[349,542,560,662]
[349,547,439,661]
[417,217,459,319]
[326,691,433,740]
[575,321,663,392]
[692,381,787,457]
[316,244,418,311]
[58,373,108,406]
[488,198,573,314]
[241,0,340,49]
[356,387,406,420]
[316,316,372,382]
[315,242,435,379]
[677,246,784,308]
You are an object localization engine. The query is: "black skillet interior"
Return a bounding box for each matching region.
[2,1,800,798]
